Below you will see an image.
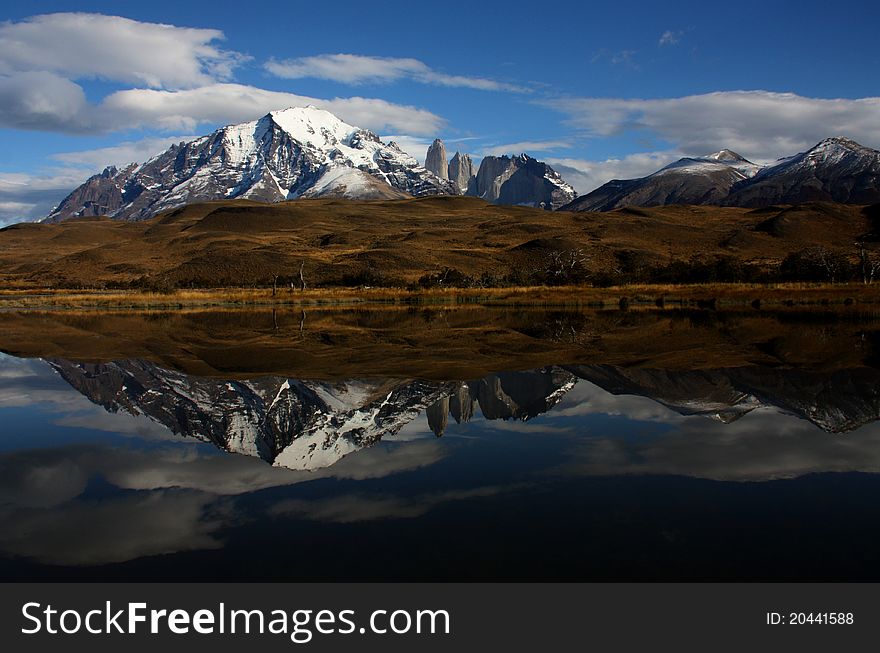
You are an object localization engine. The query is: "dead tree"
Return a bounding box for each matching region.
[812,247,847,283]
[272,275,279,296]
[858,245,880,284]
[298,261,307,291]
[546,249,590,281]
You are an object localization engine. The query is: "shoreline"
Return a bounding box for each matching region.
[2,282,880,311]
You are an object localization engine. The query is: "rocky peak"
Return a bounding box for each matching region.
[815,136,864,150]
[470,153,576,210]
[425,138,449,180]
[448,151,476,193]
[705,149,749,162]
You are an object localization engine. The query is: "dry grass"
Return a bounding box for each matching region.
[1,282,879,310]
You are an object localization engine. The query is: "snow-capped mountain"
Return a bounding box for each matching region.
[48,359,460,470]
[470,154,577,210]
[560,149,760,212]
[561,138,880,211]
[724,137,880,207]
[44,106,456,222]
[47,360,578,470]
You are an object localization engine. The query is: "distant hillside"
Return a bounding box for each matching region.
[3,196,879,290]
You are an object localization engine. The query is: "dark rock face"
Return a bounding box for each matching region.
[562,138,880,212]
[426,396,450,436]
[449,382,477,423]
[473,369,576,420]
[469,154,576,210]
[44,107,458,223]
[44,165,138,220]
[448,151,475,193]
[724,138,880,207]
[425,138,449,180]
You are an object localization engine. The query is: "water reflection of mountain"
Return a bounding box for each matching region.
[48,359,880,470]
[567,365,880,433]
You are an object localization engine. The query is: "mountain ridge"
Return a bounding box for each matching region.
[43,109,580,222]
[562,137,880,211]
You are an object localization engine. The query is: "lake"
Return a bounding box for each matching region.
[2,306,880,581]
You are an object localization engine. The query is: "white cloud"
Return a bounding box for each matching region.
[266,53,527,92]
[0,167,90,225]
[0,200,36,213]
[381,134,431,163]
[0,168,87,193]
[544,91,880,162]
[611,50,638,67]
[270,484,518,523]
[0,71,90,131]
[554,407,880,482]
[0,491,226,565]
[590,49,639,69]
[480,140,571,157]
[0,15,448,139]
[51,135,200,169]
[101,84,445,134]
[0,12,246,89]
[0,80,445,136]
[659,30,683,46]
[547,150,681,194]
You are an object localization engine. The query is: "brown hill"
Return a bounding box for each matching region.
[0,197,876,290]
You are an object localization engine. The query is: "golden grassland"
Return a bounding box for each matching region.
[3,197,880,311]
[1,282,880,310]
[1,197,878,295]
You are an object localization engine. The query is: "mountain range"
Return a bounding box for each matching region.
[40,106,880,223]
[562,137,880,211]
[44,107,575,222]
[47,358,880,470]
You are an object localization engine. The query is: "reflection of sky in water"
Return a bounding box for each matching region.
[3,353,880,580]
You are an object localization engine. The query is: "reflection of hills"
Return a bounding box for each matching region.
[565,365,880,433]
[48,359,880,470]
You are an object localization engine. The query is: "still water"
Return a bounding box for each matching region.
[2,307,880,581]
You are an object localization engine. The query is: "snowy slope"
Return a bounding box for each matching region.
[725,137,880,206]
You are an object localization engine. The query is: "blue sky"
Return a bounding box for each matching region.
[1,0,879,223]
